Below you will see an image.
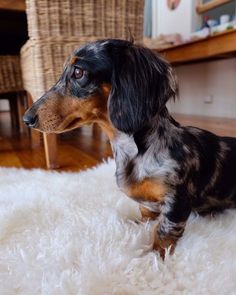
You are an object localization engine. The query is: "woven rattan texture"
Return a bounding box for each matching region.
[26,0,144,42]
[21,0,144,100]
[0,56,23,94]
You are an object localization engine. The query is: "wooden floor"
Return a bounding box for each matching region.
[0,111,112,171]
[1,111,236,171]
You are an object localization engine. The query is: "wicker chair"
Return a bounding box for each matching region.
[21,0,144,169]
[0,55,25,132]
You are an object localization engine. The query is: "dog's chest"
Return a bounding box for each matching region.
[111,133,175,203]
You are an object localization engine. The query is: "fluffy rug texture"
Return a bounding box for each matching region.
[0,160,236,295]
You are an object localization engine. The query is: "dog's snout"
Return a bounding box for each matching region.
[23,113,38,128]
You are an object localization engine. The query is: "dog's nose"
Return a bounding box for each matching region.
[23,114,38,128]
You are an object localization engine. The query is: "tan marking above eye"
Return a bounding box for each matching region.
[70,56,79,65]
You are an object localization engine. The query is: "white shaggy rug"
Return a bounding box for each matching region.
[0,160,236,295]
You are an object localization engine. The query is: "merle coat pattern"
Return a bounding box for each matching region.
[23,39,236,259]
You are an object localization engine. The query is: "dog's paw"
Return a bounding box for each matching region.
[153,237,176,260]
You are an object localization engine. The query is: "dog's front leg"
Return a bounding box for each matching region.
[152,195,191,260]
[152,217,186,259]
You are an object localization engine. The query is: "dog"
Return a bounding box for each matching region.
[23,39,236,259]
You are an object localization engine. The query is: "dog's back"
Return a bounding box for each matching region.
[177,126,236,215]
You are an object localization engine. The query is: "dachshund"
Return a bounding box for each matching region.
[23,39,236,259]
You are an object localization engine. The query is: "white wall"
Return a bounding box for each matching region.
[168,58,236,118]
[154,0,200,39]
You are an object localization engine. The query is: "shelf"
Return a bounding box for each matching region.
[0,0,25,12]
[196,0,234,14]
[156,29,236,65]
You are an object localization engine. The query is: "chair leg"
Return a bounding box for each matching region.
[26,91,59,169]
[43,133,59,169]
[9,94,20,133]
[26,92,41,147]
[17,91,28,134]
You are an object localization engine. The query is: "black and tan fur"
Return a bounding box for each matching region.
[23,39,236,259]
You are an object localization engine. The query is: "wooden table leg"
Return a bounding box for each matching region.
[8,93,20,133]
[26,92,41,148]
[26,91,59,169]
[17,91,29,134]
[43,133,59,169]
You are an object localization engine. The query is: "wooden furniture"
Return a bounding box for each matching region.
[0,92,20,132]
[25,0,144,42]
[0,56,23,93]
[196,0,234,14]
[0,0,25,11]
[156,0,236,65]
[20,0,144,169]
[157,29,236,65]
[0,55,25,133]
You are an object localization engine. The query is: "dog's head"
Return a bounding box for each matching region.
[23,39,177,135]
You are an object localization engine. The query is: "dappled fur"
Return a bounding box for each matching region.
[24,39,236,259]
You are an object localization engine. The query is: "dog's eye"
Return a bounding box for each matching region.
[74,68,84,79]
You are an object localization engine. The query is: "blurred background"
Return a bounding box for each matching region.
[0,0,236,170]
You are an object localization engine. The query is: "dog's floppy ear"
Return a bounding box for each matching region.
[108,44,178,133]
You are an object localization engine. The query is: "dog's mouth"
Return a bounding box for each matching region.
[55,116,83,133]
[65,117,82,130]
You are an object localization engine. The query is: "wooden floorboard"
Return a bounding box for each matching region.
[0,111,112,171]
[0,111,236,171]
[173,113,236,137]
